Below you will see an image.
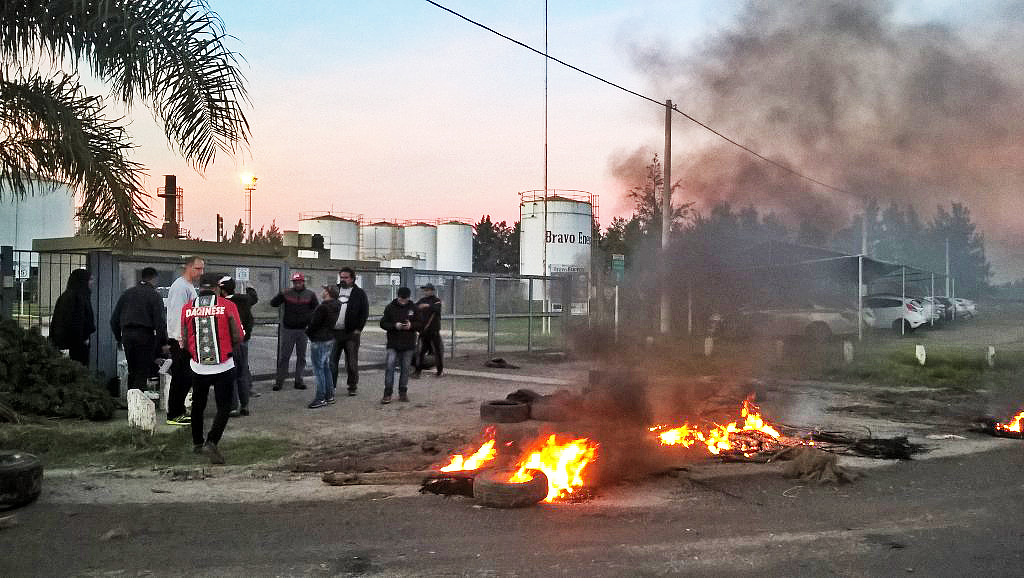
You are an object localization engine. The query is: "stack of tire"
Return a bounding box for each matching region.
[0,451,43,509]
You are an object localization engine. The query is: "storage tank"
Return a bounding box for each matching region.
[298,214,359,260]
[402,223,437,270]
[519,191,594,311]
[360,222,400,261]
[387,257,420,269]
[435,221,473,272]
[0,180,76,248]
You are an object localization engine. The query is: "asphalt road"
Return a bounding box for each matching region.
[2,446,1022,577]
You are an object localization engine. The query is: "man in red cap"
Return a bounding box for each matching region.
[270,272,318,390]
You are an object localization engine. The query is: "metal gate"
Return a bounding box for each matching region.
[0,246,88,332]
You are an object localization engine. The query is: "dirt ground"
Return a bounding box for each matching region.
[36,331,1023,509]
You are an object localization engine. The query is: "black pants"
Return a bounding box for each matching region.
[190,367,235,447]
[167,341,193,420]
[67,341,90,366]
[416,330,444,373]
[330,330,361,390]
[121,327,156,390]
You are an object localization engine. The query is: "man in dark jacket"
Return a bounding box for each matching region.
[412,283,443,378]
[305,285,342,409]
[49,268,96,366]
[110,267,168,390]
[270,273,318,390]
[330,267,369,396]
[218,276,256,416]
[379,287,420,404]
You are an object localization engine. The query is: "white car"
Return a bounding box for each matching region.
[862,295,928,334]
[952,298,977,319]
[726,305,859,341]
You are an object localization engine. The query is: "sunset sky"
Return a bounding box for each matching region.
[110,0,1024,279]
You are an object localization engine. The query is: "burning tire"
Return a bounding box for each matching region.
[529,398,574,422]
[473,468,549,508]
[480,400,530,423]
[0,451,43,509]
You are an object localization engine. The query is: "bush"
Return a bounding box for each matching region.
[0,319,115,421]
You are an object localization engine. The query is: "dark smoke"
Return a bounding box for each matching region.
[620,0,1024,278]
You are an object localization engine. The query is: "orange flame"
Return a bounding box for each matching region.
[651,396,787,456]
[509,435,598,502]
[439,427,498,472]
[995,410,1024,434]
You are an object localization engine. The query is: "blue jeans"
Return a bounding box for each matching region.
[384,348,414,396]
[310,339,334,402]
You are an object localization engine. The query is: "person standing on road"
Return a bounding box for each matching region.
[48,268,96,366]
[270,273,318,391]
[330,267,369,396]
[379,286,420,404]
[412,282,443,378]
[110,267,168,390]
[166,256,204,426]
[218,277,255,417]
[183,273,244,464]
[305,284,342,409]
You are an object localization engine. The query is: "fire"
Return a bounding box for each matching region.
[651,396,789,457]
[509,435,598,502]
[995,410,1024,434]
[439,427,498,472]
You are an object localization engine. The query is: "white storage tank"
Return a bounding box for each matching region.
[298,214,359,260]
[0,180,76,248]
[402,223,437,270]
[360,221,400,261]
[436,221,473,272]
[519,191,594,311]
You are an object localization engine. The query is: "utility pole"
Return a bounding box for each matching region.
[660,99,672,334]
[944,237,950,296]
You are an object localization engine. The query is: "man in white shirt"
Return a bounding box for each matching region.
[165,256,204,426]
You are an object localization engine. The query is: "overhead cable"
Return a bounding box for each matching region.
[423,0,859,197]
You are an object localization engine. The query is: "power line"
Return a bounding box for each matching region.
[422,0,859,198]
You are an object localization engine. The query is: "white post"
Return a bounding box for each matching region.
[901,266,906,336]
[857,255,863,342]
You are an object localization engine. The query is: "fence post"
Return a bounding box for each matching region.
[0,246,12,320]
[527,278,533,353]
[90,250,119,381]
[487,274,496,354]
[400,266,415,292]
[449,275,457,358]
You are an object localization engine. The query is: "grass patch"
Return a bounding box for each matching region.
[813,347,1024,390]
[0,422,294,469]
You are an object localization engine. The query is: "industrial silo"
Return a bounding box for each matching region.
[0,180,76,248]
[519,191,594,312]
[298,214,359,260]
[360,221,401,261]
[435,221,473,272]
[402,223,437,270]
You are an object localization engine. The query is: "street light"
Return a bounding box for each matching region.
[240,173,257,239]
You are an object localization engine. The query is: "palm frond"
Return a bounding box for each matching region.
[0,68,152,243]
[0,0,251,170]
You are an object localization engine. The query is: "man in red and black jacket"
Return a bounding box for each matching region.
[182,273,244,464]
[270,272,318,391]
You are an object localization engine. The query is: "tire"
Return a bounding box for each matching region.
[0,451,43,509]
[892,320,914,335]
[480,400,530,423]
[805,322,832,343]
[473,468,549,508]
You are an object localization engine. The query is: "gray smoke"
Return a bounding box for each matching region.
[620,0,1024,278]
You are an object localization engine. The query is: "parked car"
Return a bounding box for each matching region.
[724,304,859,341]
[952,298,977,319]
[862,295,928,334]
[933,296,955,321]
[914,297,943,325]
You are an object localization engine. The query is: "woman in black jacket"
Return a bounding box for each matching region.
[49,268,96,366]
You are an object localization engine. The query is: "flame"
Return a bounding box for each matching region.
[995,410,1024,434]
[508,435,598,502]
[439,427,498,472]
[651,396,788,457]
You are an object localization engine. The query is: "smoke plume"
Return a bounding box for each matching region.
[620,0,1024,278]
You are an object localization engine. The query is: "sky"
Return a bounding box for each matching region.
[109,0,1024,281]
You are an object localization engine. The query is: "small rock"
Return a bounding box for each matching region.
[150,488,171,494]
[0,514,19,530]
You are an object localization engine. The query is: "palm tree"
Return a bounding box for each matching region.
[0,0,250,243]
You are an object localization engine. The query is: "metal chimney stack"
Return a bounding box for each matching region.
[161,174,178,238]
